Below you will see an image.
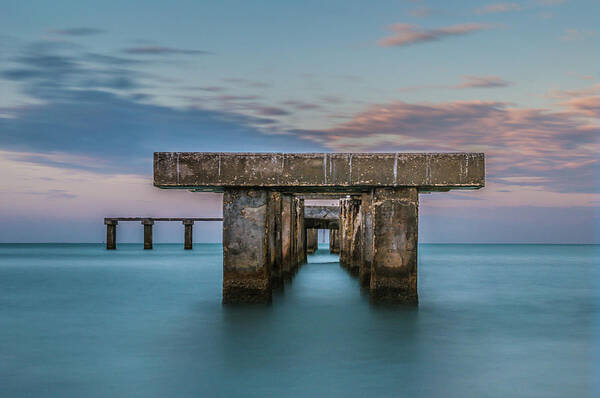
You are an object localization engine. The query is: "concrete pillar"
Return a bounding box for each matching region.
[142,219,154,250]
[349,198,362,276]
[105,219,117,250]
[281,194,293,280]
[183,219,194,250]
[360,192,374,287]
[295,197,306,266]
[307,228,318,254]
[269,191,283,289]
[329,229,339,254]
[222,189,271,303]
[290,196,298,274]
[370,188,419,304]
[339,199,349,267]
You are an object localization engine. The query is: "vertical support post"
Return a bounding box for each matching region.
[281,194,293,280]
[329,229,340,254]
[222,188,271,303]
[269,191,283,289]
[142,219,154,250]
[370,188,419,304]
[339,199,349,267]
[105,219,117,250]
[360,192,373,287]
[307,228,318,254]
[349,197,362,276]
[290,196,298,273]
[183,219,194,250]
[295,197,306,266]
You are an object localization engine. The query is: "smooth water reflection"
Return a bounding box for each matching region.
[0,244,598,397]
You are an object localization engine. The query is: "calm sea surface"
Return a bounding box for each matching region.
[0,243,598,397]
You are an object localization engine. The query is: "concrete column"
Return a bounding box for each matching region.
[339,199,349,267]
[290,196,298,274]
[142,219,154,250]
[329,229,340,254]
[307,228,318,254]
[349,198,362,276]
[360,192,374,287]
[295,197,306,266]
[281,194,293,280]
[370,187,419,304]
[222,188,271,303]
[269,191,283,289]
[105,219,117,250]
[183,219,194,250]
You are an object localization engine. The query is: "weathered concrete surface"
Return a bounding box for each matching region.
[349,198,362,276]
[370,188,419,304]
[304,205,340,229]
[104,219,117,250]
[280,195,293,280]
[295,198,306,265]
[268,192,283,288]
[360,192,373,287]
[222,189,271,304]
[329,229,340,254]
[142,219,154,250]
[339,199,351,268]
[307,228,318,254]
[154,152,485,192]
[183,219,194,250]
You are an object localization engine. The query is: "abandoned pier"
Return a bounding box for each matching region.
[147,152,484,304]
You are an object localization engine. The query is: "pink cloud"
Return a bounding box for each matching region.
[456,75,511,88]
[474,3,521,15]
[378,23,489,47]
[294,96,599,193]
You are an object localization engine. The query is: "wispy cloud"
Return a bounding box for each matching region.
[51,27,105,36]
[456,75,511,88]
[474,3,521,15]
[560,28,596,42]
[122,46,212,55]
[292,95,598,193]
[378,23,489,47]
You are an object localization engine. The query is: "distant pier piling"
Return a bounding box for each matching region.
[103,217,222,250]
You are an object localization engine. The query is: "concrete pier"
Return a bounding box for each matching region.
[222,189,272,304]
[183,219,194,250]
[307,229,318,254]
[154,152,485,304]
[142,219,154,250]
[329,229,339,254]
[104,219,118,250]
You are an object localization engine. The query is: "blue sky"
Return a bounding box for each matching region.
[0,0,598,243]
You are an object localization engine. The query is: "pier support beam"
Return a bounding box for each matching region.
[183,219,194,250]
[349,198,362,276]
[370,188,419,304]
[222,189,271,304]
[295,197,306,266]
[281,194,293,280]
[360,192,373,287]
[307,228,318,254]
[339,199,349,268]
[105,219,117,250]
[142,219,154,250]
[329,229,339,254]
[269,192,283,289]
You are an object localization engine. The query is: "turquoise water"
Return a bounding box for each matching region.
[0,243,598,397]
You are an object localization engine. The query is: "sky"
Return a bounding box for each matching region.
[0,0,598,243]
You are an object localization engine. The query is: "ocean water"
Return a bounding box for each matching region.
[0,243,598,398]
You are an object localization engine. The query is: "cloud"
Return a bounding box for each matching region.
[378,23,489,47]
[122,46,212,55]
[560,28,596,42]
[292,98,599,193]
[52,27,105,36]
[0,40,320,174]
[283,100,322,110]
[456,75,511,88]
[409,7,437,17]
[474,3,521,15]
